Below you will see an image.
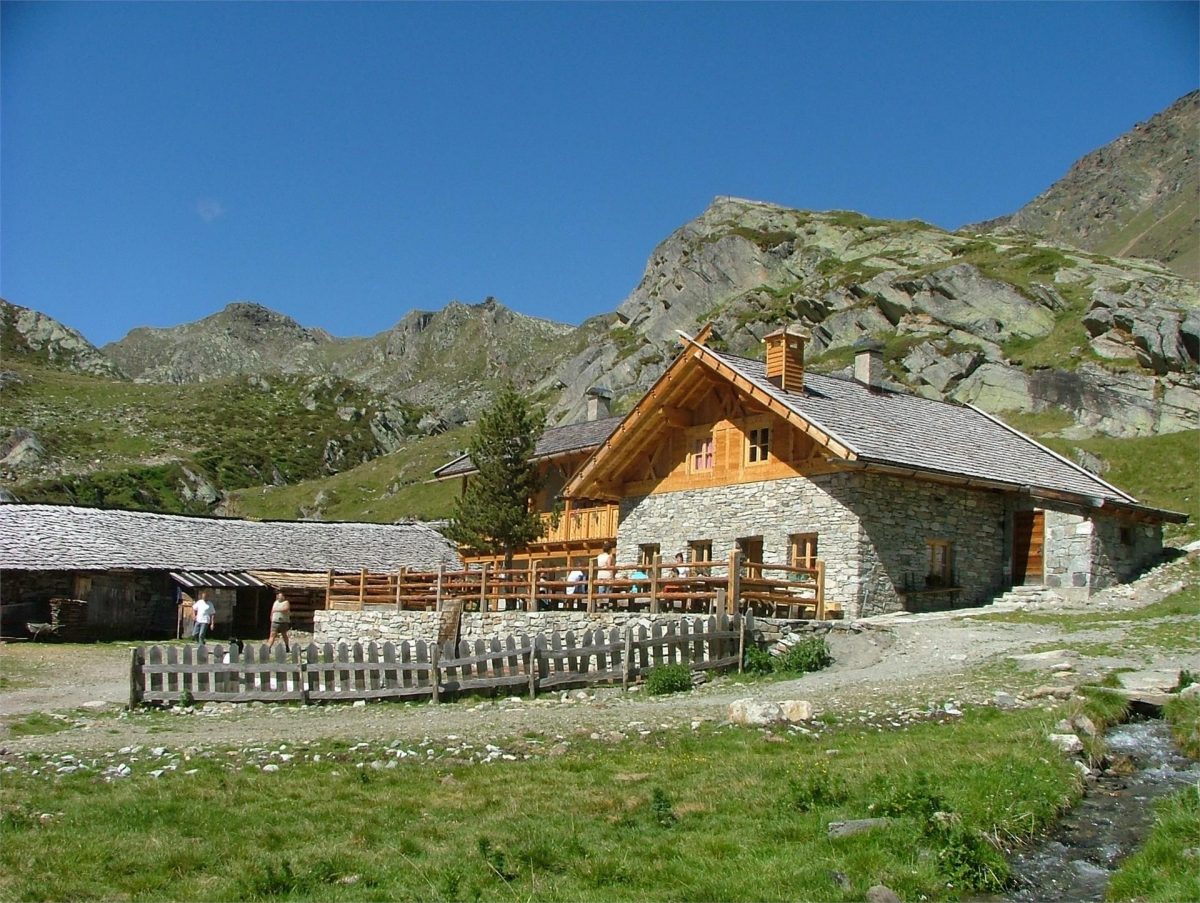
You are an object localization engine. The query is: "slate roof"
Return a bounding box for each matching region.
[713,350,1140,505]
[0,505,463,572]
[433,415,623,479]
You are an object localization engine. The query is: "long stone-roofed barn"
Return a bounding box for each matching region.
[0,505,460,639]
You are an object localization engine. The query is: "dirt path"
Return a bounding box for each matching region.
[2,556,1195,756]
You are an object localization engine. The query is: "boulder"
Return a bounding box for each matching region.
[779,700,815,722]
[0,428,44,471]
[729,698,783,726]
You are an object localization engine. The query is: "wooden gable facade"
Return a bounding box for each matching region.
[570,329,851,504]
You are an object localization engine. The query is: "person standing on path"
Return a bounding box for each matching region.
[191,591,215,645]
[267,592,292,650]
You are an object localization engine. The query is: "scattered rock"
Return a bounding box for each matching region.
[1071,714,1099,738]
[828,818,893,839]
[1047,734,1084,755]
[866,883,902,903]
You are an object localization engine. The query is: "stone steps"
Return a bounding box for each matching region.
[990,584,1063,608]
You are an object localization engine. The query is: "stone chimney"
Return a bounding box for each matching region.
[763,326,809,393]
[853,337,885,390]
[586,386,613,421]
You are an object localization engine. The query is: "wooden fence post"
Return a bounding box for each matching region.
[395,567,406,612]
[737,614,746,674]
[358,568,367,610]
[727,550,742,616]
[650,553,661,614]
[528,635,540,699]
[128,647,144,709]
[430,642,441,704]
[622,625,633,690]
[325,569,333,611]
[815,559,826,620]
[530,560,539,612]
[299,648,310,706]
[435,565,444,612]
[586,561,596,613]
[479,563,489,614]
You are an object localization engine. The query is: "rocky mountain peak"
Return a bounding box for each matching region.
[975,90,1199,279]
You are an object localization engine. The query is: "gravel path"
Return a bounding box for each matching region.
[2,555,1195,756]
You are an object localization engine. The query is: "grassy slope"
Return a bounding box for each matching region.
[1040,430,1200,541]
[2,362,421,513]
[224,427,467,522]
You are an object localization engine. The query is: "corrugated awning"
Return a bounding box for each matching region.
[169,570,267,589]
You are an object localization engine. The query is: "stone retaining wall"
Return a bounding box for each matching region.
[315,607,697,647]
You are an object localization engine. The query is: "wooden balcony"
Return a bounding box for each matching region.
[537,504,619,546]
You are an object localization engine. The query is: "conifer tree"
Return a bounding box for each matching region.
[444,383,547,567]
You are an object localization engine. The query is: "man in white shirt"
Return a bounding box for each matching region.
[192,591,215,645]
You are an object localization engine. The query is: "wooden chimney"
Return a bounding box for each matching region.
[764,326,809,393]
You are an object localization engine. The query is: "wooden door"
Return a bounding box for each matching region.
[1012,510,1045,584]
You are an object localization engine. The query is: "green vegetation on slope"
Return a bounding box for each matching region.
[3,362,423,514]
[225,428,467,522]
[1040,430,1200,540]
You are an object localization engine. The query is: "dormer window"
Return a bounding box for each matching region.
[747,427,770,464]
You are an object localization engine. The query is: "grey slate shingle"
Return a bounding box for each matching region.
[0,505,462,572]
[715,351,1136,505]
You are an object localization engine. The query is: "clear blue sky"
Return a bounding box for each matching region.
[2,2,1196,347]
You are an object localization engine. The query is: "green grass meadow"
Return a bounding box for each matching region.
[0,708,1081,902]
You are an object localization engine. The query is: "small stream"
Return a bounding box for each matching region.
[1003,719,1200,902]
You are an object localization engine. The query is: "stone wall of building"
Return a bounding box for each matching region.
[1042,506,1163,599]
[854,473,1007,615]
[1092,516,1163,590]
[0,570,72,628]
[616,470,1009,618]
[1042,507,1096,600]
[0,569,178,639]
[617,472,864,611]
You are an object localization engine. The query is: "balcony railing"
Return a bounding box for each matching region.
[537,505,618,545]
[327,552,829,619]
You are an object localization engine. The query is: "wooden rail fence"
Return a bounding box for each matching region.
[326,553,827,619]
[129,613,745,707]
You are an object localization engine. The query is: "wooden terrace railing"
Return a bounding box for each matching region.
[537,505,619,545]
[326,552,827,619]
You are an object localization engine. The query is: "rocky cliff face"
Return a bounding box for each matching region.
[1,299,124,378]
[976,90,1199,279]
[543,197,1198,437]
